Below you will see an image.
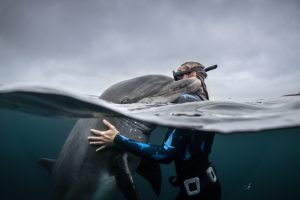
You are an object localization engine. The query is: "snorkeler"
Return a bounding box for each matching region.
[88,61,221,200]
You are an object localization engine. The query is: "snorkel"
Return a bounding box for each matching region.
[173,65,218,81]
[204,64,218,72]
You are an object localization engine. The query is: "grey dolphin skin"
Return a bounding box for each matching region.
[38,75,201,200]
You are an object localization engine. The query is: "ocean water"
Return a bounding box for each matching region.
[1,110,300,200]
[0,85,300,200]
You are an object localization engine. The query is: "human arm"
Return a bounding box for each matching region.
[88,120,181,164]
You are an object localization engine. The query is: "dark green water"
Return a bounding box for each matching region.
[1,109,300,200]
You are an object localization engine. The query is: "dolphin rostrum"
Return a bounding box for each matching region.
[37,75,201,200]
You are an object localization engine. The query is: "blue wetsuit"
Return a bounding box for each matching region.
[114,92,221,200]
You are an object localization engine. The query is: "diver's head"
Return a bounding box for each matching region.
[173,61,217,100]
[173,61,207,81]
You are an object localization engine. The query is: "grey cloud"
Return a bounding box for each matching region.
[0,0,299,98]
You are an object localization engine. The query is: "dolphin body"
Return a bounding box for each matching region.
[38,75,201,200]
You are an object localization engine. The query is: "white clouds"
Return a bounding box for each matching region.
[0,0,299,100]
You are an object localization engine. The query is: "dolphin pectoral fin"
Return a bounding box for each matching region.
[137,158,162,197]
[38,158,56,174]
[113,153,138,200]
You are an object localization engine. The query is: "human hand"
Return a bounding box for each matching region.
[88,119,119,152]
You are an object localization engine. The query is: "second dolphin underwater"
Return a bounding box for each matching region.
[39,75,202,200]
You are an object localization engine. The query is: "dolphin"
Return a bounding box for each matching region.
[3,75,201,200]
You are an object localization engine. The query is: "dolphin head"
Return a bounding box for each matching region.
[100,75,202,104]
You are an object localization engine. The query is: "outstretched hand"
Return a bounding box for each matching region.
[88,119,119,152]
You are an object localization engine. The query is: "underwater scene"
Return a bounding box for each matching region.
[1,107,300,199]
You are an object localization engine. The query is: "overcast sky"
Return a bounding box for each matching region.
[0,0,299,100]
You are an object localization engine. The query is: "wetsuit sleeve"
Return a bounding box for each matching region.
[113,92,201,164]
[113,129,183,164]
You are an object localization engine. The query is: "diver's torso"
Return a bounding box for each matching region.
[171,129,215,181]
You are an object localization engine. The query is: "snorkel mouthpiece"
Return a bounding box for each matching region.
[173,64,218,81]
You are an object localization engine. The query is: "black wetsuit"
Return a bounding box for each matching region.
[114,92,221,200]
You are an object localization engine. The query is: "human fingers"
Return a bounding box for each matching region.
[96,145,107,152]
[87,136,103,141]
[90,129,104,136]
[88,135,112,143]
[89,141,105,145]
[103,119,116,130]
